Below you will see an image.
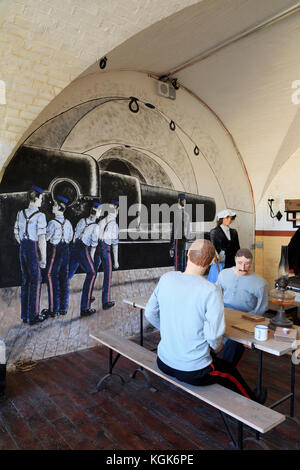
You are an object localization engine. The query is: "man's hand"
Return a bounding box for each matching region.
[40,259,46,269]
[169,249,174,258]
[114,261,119,270]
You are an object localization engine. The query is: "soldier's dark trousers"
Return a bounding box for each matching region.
[94,241,113,306]
[174,239,187,272]
[19,239,42,321]
[46,242,70,313]
[68,239,97,311]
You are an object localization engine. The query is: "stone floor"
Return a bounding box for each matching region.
[0,267,170,367]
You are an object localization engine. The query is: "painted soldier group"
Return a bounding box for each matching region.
[14,185,119,326]
[15,186,242,327]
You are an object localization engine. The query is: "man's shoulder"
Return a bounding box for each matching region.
[160,270,179,281]
[218,267,234,279]
[248,272,268,287]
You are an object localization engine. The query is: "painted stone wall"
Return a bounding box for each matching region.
[0,69,254,365]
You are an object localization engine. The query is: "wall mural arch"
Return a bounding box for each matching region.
[1,70,254,367]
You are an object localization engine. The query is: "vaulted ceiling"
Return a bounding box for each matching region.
[82,0,300,205]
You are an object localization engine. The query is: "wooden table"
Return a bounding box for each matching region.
[123,296,299,423]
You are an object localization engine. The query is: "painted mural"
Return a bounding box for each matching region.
[0,81,253,367]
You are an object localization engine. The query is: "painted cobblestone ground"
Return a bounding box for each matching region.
[0,267,170,367]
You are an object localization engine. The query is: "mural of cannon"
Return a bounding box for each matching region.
[0,145,216,287]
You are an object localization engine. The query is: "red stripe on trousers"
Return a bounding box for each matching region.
[34,242,41,315]
[107,245,111,302]
[209,370,251,399]
[85,246,96,309]
[47,245,56,312]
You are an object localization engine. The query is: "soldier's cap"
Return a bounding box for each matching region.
[178,193,186,199]
[111,200,119,207]
[93,202,102,208]
[216,209,236,220]
[57,195,68,204]
[32,185,44,194]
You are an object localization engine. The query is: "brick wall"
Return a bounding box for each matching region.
[0,0,198,173]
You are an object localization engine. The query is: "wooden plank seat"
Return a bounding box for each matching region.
[90,330,286,450]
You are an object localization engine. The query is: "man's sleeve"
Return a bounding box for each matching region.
[215,271,223,291]
[145,284,160,330]
[251,282,269,315]
[110,221,119,245]
[203,287,226,350]
[14,212,20,242]
[74,219,83,240]
[68,221,74,243]
[37,213,47,236]
[91,225,100,247]
[46,221,55,242]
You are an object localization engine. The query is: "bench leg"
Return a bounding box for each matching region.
[131,367,157,392]
[94,348,125,392]
[269,360,300,425]
[243,437,270,450]
[219,412,245,450]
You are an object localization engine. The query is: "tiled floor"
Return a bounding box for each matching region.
[0,267,170,367]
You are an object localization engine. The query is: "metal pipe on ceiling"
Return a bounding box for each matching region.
[166,2,300,76]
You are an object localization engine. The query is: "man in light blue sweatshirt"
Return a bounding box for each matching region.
[145,239,257,400]
[216,248,268,366]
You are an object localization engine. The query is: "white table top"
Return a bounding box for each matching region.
[123,296,299,357]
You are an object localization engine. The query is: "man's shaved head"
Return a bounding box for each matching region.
[188,239,216,268]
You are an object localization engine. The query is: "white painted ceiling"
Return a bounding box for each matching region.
[85,0,300,205]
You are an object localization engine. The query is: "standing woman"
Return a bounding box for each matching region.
[208,209,240,282]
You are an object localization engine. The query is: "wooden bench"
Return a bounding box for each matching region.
[90,330,286,450]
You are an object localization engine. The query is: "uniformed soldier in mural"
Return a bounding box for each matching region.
[42,195,73,318]
[14,185,47,325]
[68,202,102,316]
[94,200,119,310]
[170,193,191,272]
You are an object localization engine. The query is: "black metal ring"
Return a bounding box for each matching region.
[129,97,139,113]
[99,57,107,69]
[194,146,200,156]
[169,120,176,131]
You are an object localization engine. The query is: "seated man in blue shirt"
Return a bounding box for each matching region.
[216,248,268,366]
[145,239,257,400]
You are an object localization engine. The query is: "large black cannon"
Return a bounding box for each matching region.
[0,146,216,287]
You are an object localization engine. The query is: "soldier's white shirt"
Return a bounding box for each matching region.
[98,214,119,246]
[46,216,73,245]
[14,204,47,242]
[74,216,99,247]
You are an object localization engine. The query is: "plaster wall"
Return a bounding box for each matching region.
[22,70,254,247]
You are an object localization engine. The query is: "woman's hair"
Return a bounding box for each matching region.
[217,215,236,226]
